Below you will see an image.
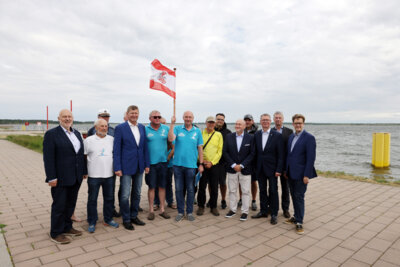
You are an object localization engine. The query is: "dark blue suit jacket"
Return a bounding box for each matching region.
[286,130,317,180]
[113,121,150,175]
[255,129,284,178]
[43,126,87,186]
[223,132,255,175]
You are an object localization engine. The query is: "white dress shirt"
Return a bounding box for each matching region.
[261,129,270,150]
[128,121,140,145]
[61,126,81,153]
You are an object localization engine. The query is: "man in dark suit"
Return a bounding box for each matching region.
[113,105,150,230]
[223,119,255,221]
[273,111,293,218]
[43,109,87,244]
[285,114,317,235]
[252,113,284,225]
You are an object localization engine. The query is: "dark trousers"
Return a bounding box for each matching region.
[87,177,114,225]
[288,177,308,224]
[155,167,174,205]
[197,165,219,209]
[50,181,81,238]
[280,176,290,211]
[258,173,279,216]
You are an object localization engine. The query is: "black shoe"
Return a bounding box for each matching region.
[271,215,278,225]
[251,200,257,211]
[225,210,236,218]
[251,212,268,219]
[138,206,143,212]
[237,199,242,207]
[240,213,248,221]
[113,209,121,218]
[131,217,146,226]
[221,200,227,210]
[283,210,290,218]
[123,222,134,230]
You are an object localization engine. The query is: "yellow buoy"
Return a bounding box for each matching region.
[372,133,390,168]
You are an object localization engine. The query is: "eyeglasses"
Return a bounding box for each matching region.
[293,122,303,125]
[207,121,215,123]
[152,116,161,119]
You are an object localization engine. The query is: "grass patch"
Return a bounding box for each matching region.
[6,135,43,153]
[0,224,6,229]
[317,170,400,187]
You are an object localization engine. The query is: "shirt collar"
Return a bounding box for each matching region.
[236,132,244,138]
[128,121,138,127]
[295,130,304,137]
[262,128,270,134]
[61,125,74,133]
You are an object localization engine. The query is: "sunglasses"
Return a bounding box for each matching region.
[152,116,161,119]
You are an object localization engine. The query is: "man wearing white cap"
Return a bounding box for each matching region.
[87,109,115,137]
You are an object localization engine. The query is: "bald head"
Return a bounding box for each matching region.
[58,109,74,131]
[183,111,194,127]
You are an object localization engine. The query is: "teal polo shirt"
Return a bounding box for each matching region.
[145,124,169,165]
[173,125,203,168]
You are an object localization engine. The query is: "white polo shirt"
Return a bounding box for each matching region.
[84,135,114,178]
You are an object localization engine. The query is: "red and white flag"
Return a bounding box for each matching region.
[149,59,176,99]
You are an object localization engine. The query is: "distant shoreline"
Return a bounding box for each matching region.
[1,120,399,126]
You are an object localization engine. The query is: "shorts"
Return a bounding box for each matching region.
[145,162,168,189]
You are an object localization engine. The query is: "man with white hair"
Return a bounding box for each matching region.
[84,119,119,233]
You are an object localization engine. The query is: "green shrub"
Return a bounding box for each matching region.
[6,135,44,153]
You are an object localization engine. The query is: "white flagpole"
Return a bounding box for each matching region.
[173,68,176,117]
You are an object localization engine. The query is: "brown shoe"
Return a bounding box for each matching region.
[211,208,220,216]
[64,228,82,236]
[197,207,204,216]
[159,212,171,219]
[51,234,71,244]
[148,212,155,220]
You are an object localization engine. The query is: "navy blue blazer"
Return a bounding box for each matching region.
[43,126,87,186]
[113,121,150,175]
[223,132,255,175]
[255,129,284,178]
[286,130,317,180]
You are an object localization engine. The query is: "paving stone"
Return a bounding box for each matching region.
[297,245,328,262]
[68,248,111,265]
[380,248,400,265]
[241,244,275,261]
[351,247,383,265]
[133,240,169,255]
[324,246,354,263]
[186,242,223,259]
[309,257,340,267]
[124,251,166,266]
[278,256,310,267]
[183,254,223,267]
[214,255,252,267]
[160,241,195,257]
[40,247,85,264]
[153,252,193,267]
[95,250,138,266]
[268,245,301,262]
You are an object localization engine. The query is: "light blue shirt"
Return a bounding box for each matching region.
[236,132,244,152]
[173,125,204,168]
[291,130,304,152]
[146,124,169,165]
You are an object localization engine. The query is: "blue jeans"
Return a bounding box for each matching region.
[173,166,196,214]
[120,172,143,222]
[288,177,308,224]
[87,177,114,225]
[155,167,174,205]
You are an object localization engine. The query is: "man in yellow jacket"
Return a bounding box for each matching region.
[197,116,224,216]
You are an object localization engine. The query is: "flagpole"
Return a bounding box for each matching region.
[173,67,176,118]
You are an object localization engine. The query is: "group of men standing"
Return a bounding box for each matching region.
[43,106,316,244]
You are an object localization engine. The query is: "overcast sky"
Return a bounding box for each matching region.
[1,0,399,123]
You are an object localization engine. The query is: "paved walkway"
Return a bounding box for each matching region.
[0,139,399,267]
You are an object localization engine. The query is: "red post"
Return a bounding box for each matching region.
[70,100,72,112]
[46,106,49,130]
